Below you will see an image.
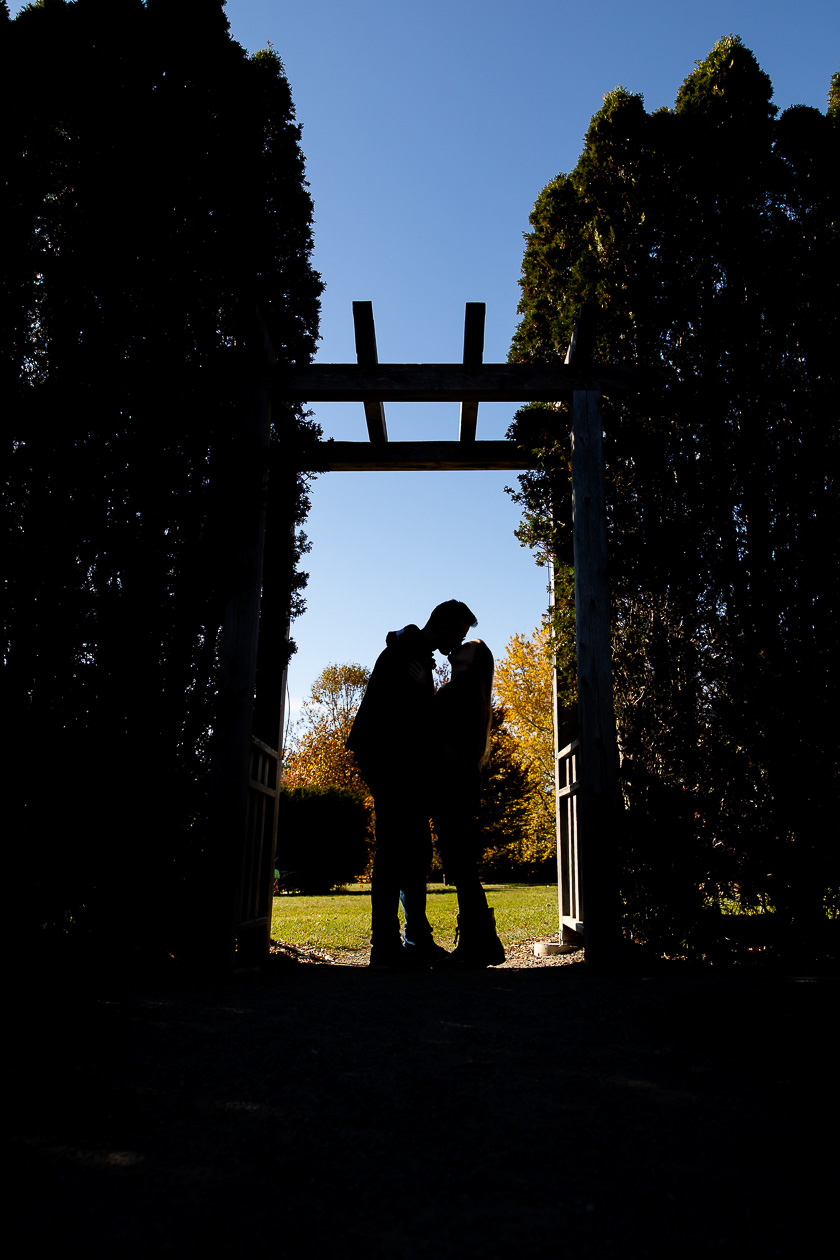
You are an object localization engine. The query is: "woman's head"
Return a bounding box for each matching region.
[448,638,494,692]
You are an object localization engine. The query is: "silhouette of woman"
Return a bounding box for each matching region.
[433,639,505,967]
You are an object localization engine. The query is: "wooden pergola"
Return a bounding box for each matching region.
[223,302,627,969]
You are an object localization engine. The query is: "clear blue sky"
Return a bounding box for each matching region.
[12,1,838,728]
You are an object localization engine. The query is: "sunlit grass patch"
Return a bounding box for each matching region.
[271,883,559,953]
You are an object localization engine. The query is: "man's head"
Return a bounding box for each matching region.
[423,599,478,655]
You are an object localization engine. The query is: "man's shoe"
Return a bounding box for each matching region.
[369,942,427,970]
[403,936,450,968]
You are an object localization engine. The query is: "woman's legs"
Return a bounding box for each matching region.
[436,807,504,966]
[436,805,488,921]
[447,855,489,921]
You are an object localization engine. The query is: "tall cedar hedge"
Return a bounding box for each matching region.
[509,38,840,946]
[2,0,323,957]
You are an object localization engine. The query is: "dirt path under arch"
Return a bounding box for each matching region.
[8,954,836,1256]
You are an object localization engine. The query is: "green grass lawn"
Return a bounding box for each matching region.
[271,883,559,955]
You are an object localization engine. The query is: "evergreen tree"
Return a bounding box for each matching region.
[508,37,840,944]
[474,706,537,879]
[2,0,323,957]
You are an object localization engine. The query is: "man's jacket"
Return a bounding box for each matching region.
[346,624,435,790]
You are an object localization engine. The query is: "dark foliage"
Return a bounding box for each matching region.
[477,705,553,880]
[508,37,840,947]
[428,704,545,881]
[275,787,372,894]
[2,1,323,957]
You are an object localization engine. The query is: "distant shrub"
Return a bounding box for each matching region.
[275,786,371,893]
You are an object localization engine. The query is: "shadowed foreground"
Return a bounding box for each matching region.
[8,960,835,1256]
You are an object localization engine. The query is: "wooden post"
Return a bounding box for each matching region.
[459,302,485,442]
[208,381,272,972]
[568,310,623,968]
[550,556,583,942]
[353,301,388,443]
[550,555,568,936]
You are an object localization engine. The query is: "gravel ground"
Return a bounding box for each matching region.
[8,951,836,1257]
[271,935,584,968]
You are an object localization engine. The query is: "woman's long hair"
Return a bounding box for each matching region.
[443,639,494,768]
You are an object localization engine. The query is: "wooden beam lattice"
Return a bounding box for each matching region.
[270,302,630,474]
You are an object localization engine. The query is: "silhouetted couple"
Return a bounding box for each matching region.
[347,599,505,970]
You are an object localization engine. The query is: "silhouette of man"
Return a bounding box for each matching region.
[347,599,477,968]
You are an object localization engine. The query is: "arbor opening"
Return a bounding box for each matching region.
[229,302,627,970]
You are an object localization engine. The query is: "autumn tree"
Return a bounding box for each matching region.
[508,36,840,942]
[284,664,371,795]
[280,663,374,883]
[493,625,560,866]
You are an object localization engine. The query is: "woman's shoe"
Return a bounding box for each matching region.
[451,908,505,968]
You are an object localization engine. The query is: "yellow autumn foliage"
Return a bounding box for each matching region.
[283,662,371,798]
[493,624,556,858]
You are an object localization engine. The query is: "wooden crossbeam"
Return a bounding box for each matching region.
[352,301,388,443]
[269,362,632,402]
[308,440,536,472]
[459,302,485,443]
